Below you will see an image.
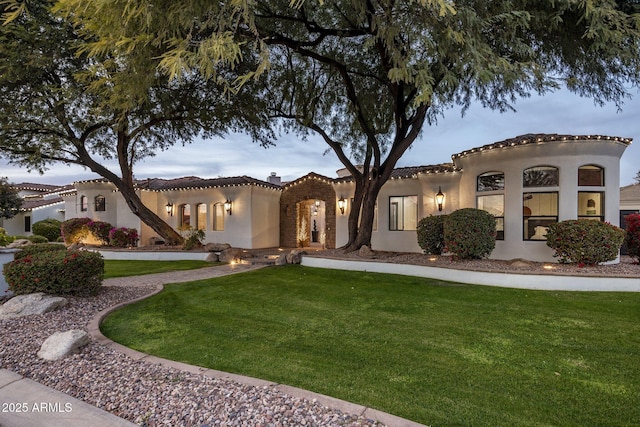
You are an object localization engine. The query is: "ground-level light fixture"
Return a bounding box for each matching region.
[435,187,445,212]
[165,202,173,216]
[338,197,346,215]
[224,199,232,215]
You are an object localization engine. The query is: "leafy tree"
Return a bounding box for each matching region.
[50,0,640,250]
[635,170,640,184]
[0,1,270,245]
[0,177,22,219]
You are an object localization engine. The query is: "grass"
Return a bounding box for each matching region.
[103,259,215,278]
[101,265,640,426]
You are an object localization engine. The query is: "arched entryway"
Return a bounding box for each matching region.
[280,173,337,248]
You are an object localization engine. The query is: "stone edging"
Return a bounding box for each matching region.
[301,256,640,292]
[88,283,426,427]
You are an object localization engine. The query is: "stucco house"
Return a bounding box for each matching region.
[60,133,631,262]
[1,183,70,237]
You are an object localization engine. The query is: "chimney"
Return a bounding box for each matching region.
[267,172,281,186]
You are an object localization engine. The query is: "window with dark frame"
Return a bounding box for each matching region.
[523,192,558,240]
[578,165,604,186]
[95,195,106,212]
[80,195,88,212]
[477,194,504,240]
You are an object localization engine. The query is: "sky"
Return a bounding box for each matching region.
[1,88,639,187]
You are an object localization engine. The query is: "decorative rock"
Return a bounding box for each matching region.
[205,252,219,262]
[37,329,90,361]
[219,248,253,263]
[275,254,288,266]
[508,258,533,268]
[286,250,306,264]
[7,239,32,248]
[204,243,232,252]
[68,242,85,251]
[0,293,68,319]
[358,245,375,259]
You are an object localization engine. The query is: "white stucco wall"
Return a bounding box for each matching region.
[455,139,628,262]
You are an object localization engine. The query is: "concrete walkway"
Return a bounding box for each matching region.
[1,262,425,427]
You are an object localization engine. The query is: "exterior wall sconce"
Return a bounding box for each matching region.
[224,199,232,215]
[338,197,346,215]
[315,199,321,208]
[165,202,173,216]
[435,187,445,212]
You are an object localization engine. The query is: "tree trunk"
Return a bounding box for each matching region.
[342,175,385,252]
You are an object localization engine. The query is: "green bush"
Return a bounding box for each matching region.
[27,235,48,244]
[61,217,91,244]
[109,227,139,248]
[444,208,496,260]
[3,249,104,296]
[623,213,640,264]
[0,227,13,246]
[546,219,625,265]
[180,226,205,251]
[13,243,67,260]
[417,215,447,255]
[32,218,62,242]
[87,220,113,245]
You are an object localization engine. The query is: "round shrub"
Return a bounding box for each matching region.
[13,243,67,260]
[109,227,139,248]
[32,218,62,242]
[61,217,91,244]
[546,219,625,265]
[3,249,104,296]
[417,215,447,255]
[27,235,48,244]
[87,220,113,245]
[444,208,496,259]
[623,213,640,263]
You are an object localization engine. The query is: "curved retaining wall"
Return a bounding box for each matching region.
[301,256,640,292]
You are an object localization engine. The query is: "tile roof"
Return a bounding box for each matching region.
[19,196,64,211]
[621,184,640,202]
[12,182,72,193]
[451,133,633,160]
[136,176,281,191]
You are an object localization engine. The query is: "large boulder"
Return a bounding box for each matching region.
[358,245,376,259]
[37,330,90,361]
[7,239,32,249]
[286,250,307,264]
[275,254,288,266]
[204,243,232,252]
[219,248,253,263]
[0,293,68,320]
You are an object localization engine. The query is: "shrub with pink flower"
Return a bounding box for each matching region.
[108,227,139,248]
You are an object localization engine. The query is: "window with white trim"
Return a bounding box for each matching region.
[389,196,417,231]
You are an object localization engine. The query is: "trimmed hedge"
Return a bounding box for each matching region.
[444,208,496,259]
[13,243,67,260]
[4,248,104,296]
[417,215,447,255]
[546,219,625,265]
[32,218,62,242]
[0,227,12,246]
[623,213,640,263]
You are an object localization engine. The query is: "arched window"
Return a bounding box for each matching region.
[523,166,559,187]
[180,204,191,228]
[477,171,504,192]
[95,195,106,212]
[80,195,88,212]
[578,165,604,186]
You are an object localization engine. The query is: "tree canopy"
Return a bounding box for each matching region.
[4,0,640,250]
[0,178,22,220]
[0,0,271,244]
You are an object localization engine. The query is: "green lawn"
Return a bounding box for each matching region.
[101,265,640,426]
[103,259,215,278]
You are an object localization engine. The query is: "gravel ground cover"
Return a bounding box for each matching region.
[1,281,385,426]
